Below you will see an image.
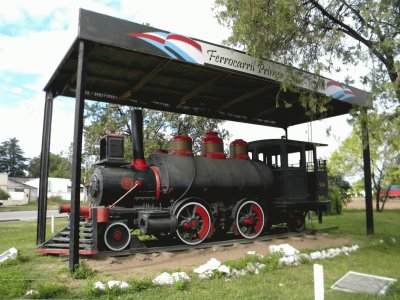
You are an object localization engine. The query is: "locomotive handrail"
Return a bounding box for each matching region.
[109,180,142,209]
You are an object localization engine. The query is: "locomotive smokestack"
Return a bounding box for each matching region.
[130,109,147,170]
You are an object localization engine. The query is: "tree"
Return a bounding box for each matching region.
[0,138,28,176]
[83,103,230,183]
[326,172,352,214]
[328,111,400,211]
[0,188,10,200]
[28,152,72,179]
[215,0,399,105]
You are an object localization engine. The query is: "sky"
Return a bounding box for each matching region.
[0,0,365,161]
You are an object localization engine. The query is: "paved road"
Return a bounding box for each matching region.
[0,210,68,222]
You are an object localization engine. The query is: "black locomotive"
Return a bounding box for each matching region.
[58,110,330,252]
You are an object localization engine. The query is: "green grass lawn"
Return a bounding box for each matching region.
[0,210,399,299]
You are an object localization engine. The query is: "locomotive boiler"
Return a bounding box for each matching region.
[54,109,330,253]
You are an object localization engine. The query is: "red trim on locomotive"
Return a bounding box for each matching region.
[151,166,161,201]
[201,131,226,159]
[36,248,98,255]
[252,203,264,234]
[121,177,134,190]
[97,207,110,223]
[131,158,148,170]
[195,205,210,239]
[58,204,90,218]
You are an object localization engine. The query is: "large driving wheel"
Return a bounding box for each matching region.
[235,200,265,239]
[175,202,211,245]
[104,222,131,251]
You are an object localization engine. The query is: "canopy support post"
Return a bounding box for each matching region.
[69,40,87,273]
[361,109,374,235]
[36,91,54,244]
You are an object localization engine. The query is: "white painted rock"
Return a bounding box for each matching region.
[310,251,322,260]
[269,244,299,257]
[217,265,231,274]
[93,281,106,290]
[153,272,190,284]
[0,247,18,263]
[171,272,190,282]
[108,280,129,289]
[25,290,39,296]
[194,258,221,274]
[153,272,175,285]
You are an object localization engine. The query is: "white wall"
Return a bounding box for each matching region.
[25,178,85,201]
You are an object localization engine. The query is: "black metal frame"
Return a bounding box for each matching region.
[36,9,375,274]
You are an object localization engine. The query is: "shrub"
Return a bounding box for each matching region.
[72,261,96,279]
[127,278,155,292]
[0,188,10,200]
[29,282,67,299]
[174,279,189,291]
[327,185,343,215]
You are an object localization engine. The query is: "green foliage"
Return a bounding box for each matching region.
[86,278,156,298]
[0,137,28,176]
[224,253,280,273]
[328,185,344,215]
[328,111,400,211]
[215,0,400,105]
[83,103,230,183]
[30,282,67,299]
[28,152,72,178]
[173,279,189,291]
[386,282,400,297]
[85,280,104,298]
[127,278,155,292]
[72,261,97,279]
[0,188,10,200]
[0,261,30,299]
[327,174,352,215]
[224,254,260,270]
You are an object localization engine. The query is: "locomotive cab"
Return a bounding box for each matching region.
[248,138,330,229]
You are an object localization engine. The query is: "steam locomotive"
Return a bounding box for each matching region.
[59,110,330,252]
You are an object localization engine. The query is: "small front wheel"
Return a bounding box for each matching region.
[104,222,131,251]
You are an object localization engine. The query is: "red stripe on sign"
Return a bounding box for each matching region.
[167,34,202,52]
[128,33,165,44]
[344,90,355,95]
[327,81,341,87]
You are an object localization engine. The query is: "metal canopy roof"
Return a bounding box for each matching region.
[44,9,369,128]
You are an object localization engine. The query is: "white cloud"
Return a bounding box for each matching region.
[0,94,75,159]
[119,0,230,44]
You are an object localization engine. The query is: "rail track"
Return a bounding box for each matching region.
[97,226,339,258]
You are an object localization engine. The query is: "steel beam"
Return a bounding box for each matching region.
[36,91,54,244]
[361,109,374,235]
[69,40,87,273]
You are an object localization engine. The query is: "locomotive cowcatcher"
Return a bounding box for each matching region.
[39,110,330,254]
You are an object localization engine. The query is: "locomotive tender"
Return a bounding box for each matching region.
[61,110,330,252]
